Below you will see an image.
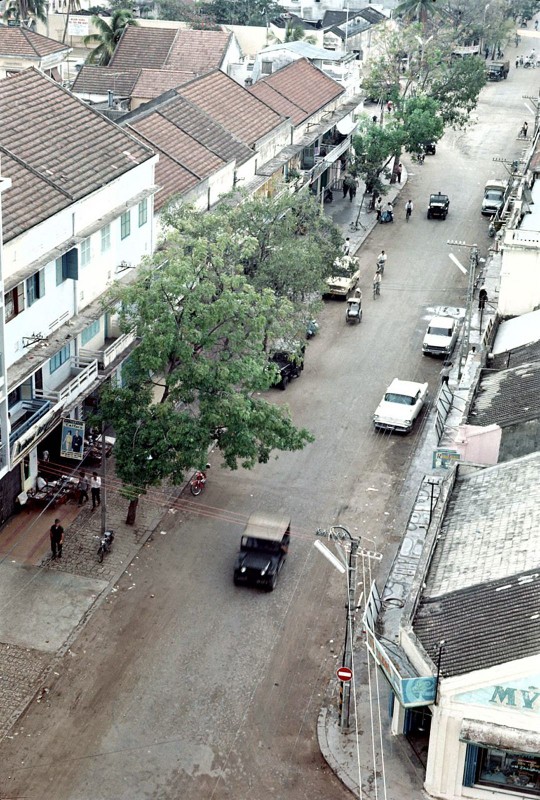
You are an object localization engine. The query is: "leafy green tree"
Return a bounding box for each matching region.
[199,0,282,25]
[100,204,318,522]
[84,9,138,65]
[394,0,441,26]
[349,118,404,196]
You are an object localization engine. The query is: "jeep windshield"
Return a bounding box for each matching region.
[242,536,281,552]
[384,393,415,405]
[485,190,503,201]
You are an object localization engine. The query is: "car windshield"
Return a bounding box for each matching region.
[485,190,503,201]
[428,326,452,336]
[384,393,415,406]
[430,196,446,203]
[242,536,280,552]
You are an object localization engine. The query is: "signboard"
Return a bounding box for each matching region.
[363,583,437,707]
[337,667,353,682]
[60,419,85,460]
[454,676,540,716]
[67,15,89,37]
[432,448,461,470]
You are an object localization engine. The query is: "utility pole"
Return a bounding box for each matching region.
[100,420,107,535]
[315,525,384,733]
[448,241,479,381]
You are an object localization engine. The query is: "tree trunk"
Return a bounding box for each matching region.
[126,497,139,525]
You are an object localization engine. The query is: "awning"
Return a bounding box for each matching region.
[460,719,540,756]
[336,117,357,136]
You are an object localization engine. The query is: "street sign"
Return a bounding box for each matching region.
[337,666,353,682]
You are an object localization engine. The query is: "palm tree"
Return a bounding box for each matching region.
[394,0,440,25]
[3,0,47,27]
[269,22,317,45]
[84,10,139,66]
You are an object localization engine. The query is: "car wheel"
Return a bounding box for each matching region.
[267,573,278,592]
[427,210,432,219]
[443,213,447,220]
[280,375,288,390]
[234,576,241,586]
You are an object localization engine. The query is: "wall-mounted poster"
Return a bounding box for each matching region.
[61,419,85,460]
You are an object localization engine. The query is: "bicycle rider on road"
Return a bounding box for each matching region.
[377,250,387,273]
[373,271,382,296]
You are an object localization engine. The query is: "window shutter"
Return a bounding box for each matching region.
[463,744,479,787]
[38,269,45,298]
[64,248,79,280]
[17,282,25,312]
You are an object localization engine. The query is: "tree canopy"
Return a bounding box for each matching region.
[100,194,341,517]
[198,0,282,25]
[84,10,138,65]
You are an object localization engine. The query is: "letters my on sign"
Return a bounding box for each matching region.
[454,676,540,714]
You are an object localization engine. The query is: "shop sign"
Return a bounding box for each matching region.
[67,15,89,37]
[432,448,461,470]
[363,583,437,707]
[60,419,85,460]
[454,675,540,715]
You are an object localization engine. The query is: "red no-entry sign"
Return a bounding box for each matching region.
[337,666,353,682]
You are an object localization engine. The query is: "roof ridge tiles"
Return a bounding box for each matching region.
[0,143,74,201]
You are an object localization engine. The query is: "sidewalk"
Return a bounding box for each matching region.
[317,164,430,799]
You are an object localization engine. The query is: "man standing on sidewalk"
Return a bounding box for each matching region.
[90,472,101,510]
[78,471,89,505]
[440,362,452,386]
[50,519,64,559]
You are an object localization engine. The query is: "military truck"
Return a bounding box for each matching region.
[486,60,510,81]
[233,512,291,591]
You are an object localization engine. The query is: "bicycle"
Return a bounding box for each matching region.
[372,280,381,299]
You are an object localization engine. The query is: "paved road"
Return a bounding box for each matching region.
[0,64,531,800]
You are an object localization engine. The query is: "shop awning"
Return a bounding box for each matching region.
[460,719,540,755]
[336,117,357,136]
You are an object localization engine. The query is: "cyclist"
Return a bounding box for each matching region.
[377,250,387,275]
[405,199,413,221]
[373,271,382,298]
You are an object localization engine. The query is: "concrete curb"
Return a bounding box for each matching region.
[317,707,364,799]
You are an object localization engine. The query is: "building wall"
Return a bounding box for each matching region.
[424,657,539,800]
[499,231,540,316]
[255,121,293,167]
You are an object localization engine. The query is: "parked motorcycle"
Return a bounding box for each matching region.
[379,210,394,224]
[97,530,114,563]
[190,464,210,496]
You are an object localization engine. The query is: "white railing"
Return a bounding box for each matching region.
[36,357,98,405]
[80,330,136,370]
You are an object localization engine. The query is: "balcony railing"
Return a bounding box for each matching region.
[9,398,52,446]
[36,357,99,406]
[80,330,136,371]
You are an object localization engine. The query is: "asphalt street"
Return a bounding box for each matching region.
[0,55,534,800]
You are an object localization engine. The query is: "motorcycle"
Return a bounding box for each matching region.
[97,530,114,563]
[306,319,319,339]
[190,464,210,496]
[379,210,394,224]
[488,218,496,238]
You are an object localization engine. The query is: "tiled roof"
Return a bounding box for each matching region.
[490,337,540,369]
[109,26,177,69]
[424,453,540,598]
[109,26,233,74]
[0,24,70,57]
[132,68,193,99]
[468,361,540,427]
[165,29,232,72]
[178,70,285,147]
[72,65,140,96]
[249,58,343,125]
[124,92,254,209]
[0,69,154,243]
[414,568,540,677]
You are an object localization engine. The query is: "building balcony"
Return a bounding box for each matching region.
[80,330,136,373]
[9,398,52,447]
[36,357,99,406]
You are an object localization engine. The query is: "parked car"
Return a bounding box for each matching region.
[422,315,459,357]
[325,255,361,299]
[233,512,291,591]
[481,180,507,216]
[422,141,437,155]
[427,193,450,220]
[486,60,510,80]
[373,379,429,433]
[269,341,305,390]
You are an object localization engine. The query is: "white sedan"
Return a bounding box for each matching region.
[373,379,429,433]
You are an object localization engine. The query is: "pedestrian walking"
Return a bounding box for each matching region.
[536,19,538,31]
[405,199,414,221]
[342,174,353,199]
[50,519,64,559]
[521,121,528,137]
[396,163,403,184]
[375,195,383,220]
[342,237,351,256]
[90,472,101,509]
[386,201,394,222]
[78,471,89,505]
[516,57,520,68]
[348,178,357,202]
[440,362,452,386]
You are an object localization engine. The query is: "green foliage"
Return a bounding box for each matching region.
[394,0,441,25]
[84,9,138,65]
[3,0,48,25]
[199,0,282,25]
[100,202,318,494]
[429,56,486,128]
[399,96,444,152]
[349,118,403,190]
